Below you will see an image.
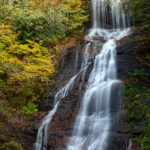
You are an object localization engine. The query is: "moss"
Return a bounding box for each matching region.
[1,141,23,150]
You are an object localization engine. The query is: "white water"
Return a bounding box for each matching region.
[92,0,130,29]
[35,0,131,149]
[127,139,132,150]
[79,43,91,90]
[35,59,92,150]
[67,29,130,150]
[35,74,78,150]
[67,0,131,150]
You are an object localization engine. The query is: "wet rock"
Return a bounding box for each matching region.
[35,28,148,150]
[88,56,95,63]
[47,89,84,150]
[116,27,150,150]
[91,35,105,41]
[45,32,134,150]
[116,28,150,79]
[86,35,105,42]
[116,30,140,79]
[38,96,55,112]
[106,133,131,150]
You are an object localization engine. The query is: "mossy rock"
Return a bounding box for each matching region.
[1,141,23,150]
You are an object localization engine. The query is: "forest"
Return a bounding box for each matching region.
[0,0,150,150]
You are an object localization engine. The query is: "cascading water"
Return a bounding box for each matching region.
[35,0,132,149]
[67,30,130,150]
[67,0,131,150]
[127,139,132,150]
[35,53,91,150]
[79,43,91,90]
[35,74,78,150]
[92,0,130,29]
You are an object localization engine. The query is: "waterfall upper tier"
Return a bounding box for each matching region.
[86,28,131,41]
[92,0,131,29]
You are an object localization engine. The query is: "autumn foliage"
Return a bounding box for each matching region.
[0,24,55,113]
[0,0,90,149]
[0,0,89,114]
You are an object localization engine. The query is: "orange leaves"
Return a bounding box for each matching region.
[47,0,81,11]
[35,0,40,3]
[32,0,65,8]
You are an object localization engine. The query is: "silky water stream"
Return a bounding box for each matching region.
[35,0,132,150]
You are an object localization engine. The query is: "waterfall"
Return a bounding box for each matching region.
[35,0,131,149]
[67,0,131,150]
[35,74,78,150]
[92,0,130,29]
[79,43,91,90]
[127,139,132,150]
[67,30,130,150]
[35,56,91,150]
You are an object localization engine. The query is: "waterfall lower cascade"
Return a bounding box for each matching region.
[67,0,131,150]
[35,0,132,150]
[35,66,90,150]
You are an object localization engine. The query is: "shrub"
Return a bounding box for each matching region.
[9,7,66,45]
[21,102,38,115]
[123,70,150,149]
[0,24,55,111]
[0,0,89,46]
[1,141,23,150]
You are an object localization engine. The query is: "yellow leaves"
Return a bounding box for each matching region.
[31,0,48,8]
[35,0,40,3]
[0,43,5,49]
[0,24,17,46]
[0,24,55,82]
[28,1,35,7]
[8,44,29,56]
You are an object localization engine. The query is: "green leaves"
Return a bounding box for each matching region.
[0,0,90,46]
[1,141,23,150]
[0,25,55,114]
[129,0,150,26]
[22,102,38,115]
[123,69,150,149]
[3,6,66,45]
[0,0,90,115]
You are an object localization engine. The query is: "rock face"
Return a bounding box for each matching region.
[35,28,147,150]
[116,28,150,150]
[48,90,83,150]
[117,27,150,79]
[46,41,94,150]
[117,30,140,80]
